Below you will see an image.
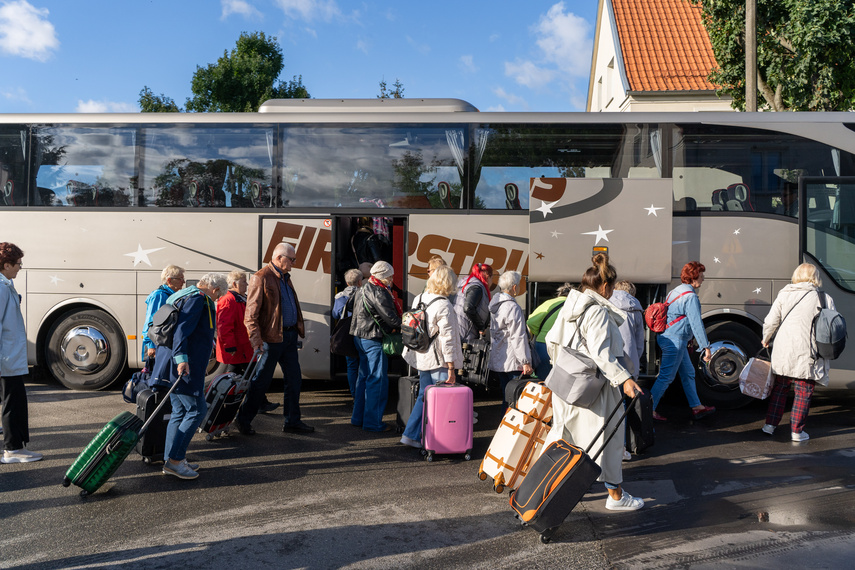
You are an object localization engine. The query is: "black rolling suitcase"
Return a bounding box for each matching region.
[198,352,260,440]
[504,375,529,408]
[396,372,420,432]
[459,337,491,387]
[624,390,654,455]
[135,387,172,464]
[510,394,638,543]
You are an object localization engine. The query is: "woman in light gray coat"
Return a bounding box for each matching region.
[544,253,644,511]
[760,263,834,442]
[488,271,532,407]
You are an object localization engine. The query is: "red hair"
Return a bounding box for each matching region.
[463,263,493,300]
[681,261,706,284]
[0,242,23,268]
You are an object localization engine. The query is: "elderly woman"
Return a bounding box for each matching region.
[454,263,493,342]
[215,270,254,373]
[333,268,364,399]
[399,265,463,448]
[761,263,834,442]
[350,261,402,432]
[488,271,533,407]
[650,261,715,421]
[0,243,42,464]
[152,272,226,480]
[141,265,185,360]
[544,253,644,511]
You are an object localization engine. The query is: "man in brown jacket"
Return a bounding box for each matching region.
[236,242,313,435]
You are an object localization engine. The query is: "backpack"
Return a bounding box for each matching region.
[401,295,444,353]
[147,293,192,348]
[643,290,693,333]
[812,291,847,360]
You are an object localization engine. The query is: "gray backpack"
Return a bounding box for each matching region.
[812,291,847,360]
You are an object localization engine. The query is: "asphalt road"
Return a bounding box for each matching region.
[2,377,855,570]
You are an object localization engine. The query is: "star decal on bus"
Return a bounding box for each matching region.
[535,252,544,260]
[713,257,721,263]
[550,230,562,238]
[49,275,64,285]
[753,287,762,294]
[582,225,613,245]
[536,199,559,218]
[124,244,165,267]
[645,204,664,216]
[733,228,741,235]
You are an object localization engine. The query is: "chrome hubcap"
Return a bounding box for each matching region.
[699,340,748,389]
[60,326,109,374]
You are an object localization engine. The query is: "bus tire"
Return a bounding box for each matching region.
[44,308,126,391]
[694,321,759,409]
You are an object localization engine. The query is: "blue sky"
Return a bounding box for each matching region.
[0,0,600,114]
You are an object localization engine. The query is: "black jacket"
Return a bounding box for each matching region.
[350,282,402,340]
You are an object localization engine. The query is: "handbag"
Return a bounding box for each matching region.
[330,296,358,358]
[738,347,774,399]
[543,304,606,409]
[363,296,403,356]
[529,301,563,372]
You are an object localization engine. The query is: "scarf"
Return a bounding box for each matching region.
[369,275,403,316]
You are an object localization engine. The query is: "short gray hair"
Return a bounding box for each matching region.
[556,282,573,297]
[160,264,185,285]
[198,272,228,293]
[344,269,363,286]
[498,271,521,292]
[226,269,248,287]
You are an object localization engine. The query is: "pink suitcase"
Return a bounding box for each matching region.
[422,383,474,462]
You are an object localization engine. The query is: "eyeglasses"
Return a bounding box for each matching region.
[285,256,297,263]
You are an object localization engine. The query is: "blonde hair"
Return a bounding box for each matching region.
[226,269,248,287]
[344,268,363,286]
[426,265,457,297]
[427,255,447,272]
[160,264,185,284]
[198,272,228,292]
[614,280,636,296]
[791,263,821,287]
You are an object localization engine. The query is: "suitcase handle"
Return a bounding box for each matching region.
[241,350,263,384]
[584,392,640,463]
[138,373,183,437]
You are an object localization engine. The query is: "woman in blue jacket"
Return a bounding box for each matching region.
[152,273,226,479]
[650,262,716,421]
[141,265,185,360]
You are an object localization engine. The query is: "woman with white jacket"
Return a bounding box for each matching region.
[399,266,464,448]
[760,263,834,442]
[544,253,644,511]
[488,271,533,408]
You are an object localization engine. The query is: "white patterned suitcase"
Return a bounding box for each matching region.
[478,408,548,493]
[515,381,553,424]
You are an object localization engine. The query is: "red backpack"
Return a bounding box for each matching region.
[643,291,693,333]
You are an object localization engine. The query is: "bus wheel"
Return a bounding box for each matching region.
[45,309,126,391]
[695,321,759,409]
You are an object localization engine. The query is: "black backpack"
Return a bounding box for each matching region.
[812,291,847,360]
[148,296,190,348]
[401,295,444,353]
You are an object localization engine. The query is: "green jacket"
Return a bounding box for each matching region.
[526,297,565,343]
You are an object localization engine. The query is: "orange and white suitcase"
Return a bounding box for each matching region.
[515,382,553,424]
[478,408,548,493]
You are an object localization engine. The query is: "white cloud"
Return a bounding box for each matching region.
[493,87,528,109]
[76,100,138,113]
[505,59,555,89]
[1,86,31,104]
[220,0,262,20]
[535,2,592,77]
[484,104,506,112]
[304,27,317,38]
[406,35,430,55]
[459,55,477,74]
[274,0,340,22]
[0,0,59,61]
[356,38,368,54]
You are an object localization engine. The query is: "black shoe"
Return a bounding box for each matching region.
[260,402,280,413]
[282,422,315,433]
[235,422,256,436]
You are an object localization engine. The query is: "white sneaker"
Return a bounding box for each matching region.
[605,490,644,511]
[399,435,421,448]
[1,448,43,463]
[623,449,632,462]
[761,424,775,435]
[791,431,810,442]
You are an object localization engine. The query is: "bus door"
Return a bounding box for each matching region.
[259,215,332,380]
[800,176,855,386]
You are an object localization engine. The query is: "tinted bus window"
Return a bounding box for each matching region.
[475,124,659,210]
[31,127,136,207]
[0,126,27,207]
[671,125,855,213]
[140,125,276,208]
[280,125,466,209]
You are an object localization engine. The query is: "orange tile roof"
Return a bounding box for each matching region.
[612,0,717,91]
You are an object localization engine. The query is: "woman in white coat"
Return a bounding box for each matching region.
[399,265,464,447]
[760,263,834,442]
[544,253,644,511]
[488,271,533,408]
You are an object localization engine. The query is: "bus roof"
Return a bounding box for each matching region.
[258,98,479,113]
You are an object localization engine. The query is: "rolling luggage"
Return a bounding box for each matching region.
[509,395,638,543]
[422,383,473,462]
[624,391,654,455]
[458,337,491,387]
[198,353,260,440]
[515,381,553,424]
[504,375,529,408]
[63,378,180,497]
[396,373,420,432]
[135,387,172,464]
[479,408,548,493]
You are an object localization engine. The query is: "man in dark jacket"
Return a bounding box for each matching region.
[236,243,312,435]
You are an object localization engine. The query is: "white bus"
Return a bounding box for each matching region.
[1,99,854,408]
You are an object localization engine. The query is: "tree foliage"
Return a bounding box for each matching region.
[693,0,855,111]
[378,78,405,99]
[139,31,309,113]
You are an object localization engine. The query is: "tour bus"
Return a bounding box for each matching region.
[1,99,854,408]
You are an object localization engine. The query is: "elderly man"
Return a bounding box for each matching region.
[236,243,313,435]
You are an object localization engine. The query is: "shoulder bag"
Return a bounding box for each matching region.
[363,296,403,356]
[543,303,606,409]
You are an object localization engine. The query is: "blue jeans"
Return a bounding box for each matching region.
[238,330,303,427]
[651,334,701,410]
[164,391,207,462]
[533,341,552,380]
[402,368,449,442]
[345,354,359,398]
[352,336,388,431]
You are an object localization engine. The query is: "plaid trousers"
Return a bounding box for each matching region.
[765,374,816,433]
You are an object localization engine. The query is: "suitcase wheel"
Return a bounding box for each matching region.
[464,453,471,461]
[143,457,152,465]
[478,471,488,481]
[425,452,434,462]
[205,434,214,442]
[62,477,71,488]
[540,528,557,544]
[494,483,504,494]
[79,490,89,499]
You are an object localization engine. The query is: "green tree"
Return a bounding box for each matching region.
[692,0,855,111]
[378,78,405,99]
[139,31,309,113]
